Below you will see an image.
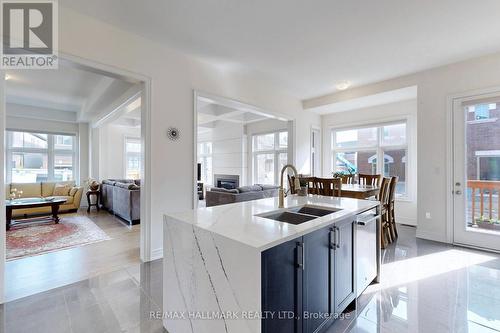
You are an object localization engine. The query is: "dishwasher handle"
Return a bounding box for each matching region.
[357,214,380,226]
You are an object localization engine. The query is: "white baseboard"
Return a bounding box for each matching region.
[151,248,163,261]
[397,216,417,226]
[416,229,449,243]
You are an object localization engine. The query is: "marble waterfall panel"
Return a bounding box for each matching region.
[163,216,262,333]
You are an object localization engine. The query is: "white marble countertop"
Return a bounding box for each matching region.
[164,195,379,252]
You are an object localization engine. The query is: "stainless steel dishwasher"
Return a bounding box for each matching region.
[356,209,379,297]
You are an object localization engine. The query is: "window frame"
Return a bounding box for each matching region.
[331,120,410,201]
[6,130,78,184]
[252,130,288,185]
[197,141,213,185]
[124,136,142,180]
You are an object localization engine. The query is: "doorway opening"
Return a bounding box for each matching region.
[193,92,294,208]
[2,57,151,302]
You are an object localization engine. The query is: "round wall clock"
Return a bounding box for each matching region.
[167,127,180,141]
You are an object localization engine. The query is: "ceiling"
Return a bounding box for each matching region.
[308,86,418,115]
[61,0,500,100]
[197,97,274,130]
[6,64,140,123]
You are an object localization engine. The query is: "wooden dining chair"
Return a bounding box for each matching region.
[387,176,399,240]
[294,176,319,194]
[315,178,342,197]
[379,177,392,248]
[340,174,354,184]
[359,173,382,187]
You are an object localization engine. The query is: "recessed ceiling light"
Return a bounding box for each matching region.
[335,81,351,91]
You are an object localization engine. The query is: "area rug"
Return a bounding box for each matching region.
[6,216,111,260]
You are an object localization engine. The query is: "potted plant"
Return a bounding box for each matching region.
[332,162,356,179]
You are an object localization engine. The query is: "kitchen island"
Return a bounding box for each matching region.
[163,195,380,333]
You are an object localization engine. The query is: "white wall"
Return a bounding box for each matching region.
[322,99,418,226]
[198,122,247,186]
[244,118,290,185]
[51,7,320,259]
[78,123,90,186]
[305,51,500,243]
[97,124,141,180]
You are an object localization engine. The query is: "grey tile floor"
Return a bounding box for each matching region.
[1,260,165,333]
[2,225,500,333]
[328,226,500,333]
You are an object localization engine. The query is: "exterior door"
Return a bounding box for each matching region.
[453,94,500,251]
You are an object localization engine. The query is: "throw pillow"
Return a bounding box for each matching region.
[53,184,71,196]
[237,185,262,193]
[69,187,78,196]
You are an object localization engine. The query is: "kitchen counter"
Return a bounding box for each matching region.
[164,195,379,252]
[163,195,380,333]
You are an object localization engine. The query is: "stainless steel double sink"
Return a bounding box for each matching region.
[256,205,342,225]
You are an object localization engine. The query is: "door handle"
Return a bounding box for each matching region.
[296,242,305,270]
[455,190,462,195]
[330,227,340,249]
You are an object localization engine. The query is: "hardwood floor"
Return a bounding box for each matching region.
[5,209,140,302]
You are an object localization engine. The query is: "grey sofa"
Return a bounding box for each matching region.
[205,184,279,207]
[101,179,140,225]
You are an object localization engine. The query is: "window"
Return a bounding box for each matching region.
[253,131,288,185]
[467,103,497,121]
[332,122,409,198]
[6,131,76,183]
[197,142,213,185]
[125,137,141,180]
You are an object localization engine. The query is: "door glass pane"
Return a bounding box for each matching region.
[382,123,407,146]
[466,101,500,234]
[11,153,48,183]
[54,154,73,181]
[335,127,377,148]
[383,148,407,197]
[256,153,275,184]
[255,134,275,151]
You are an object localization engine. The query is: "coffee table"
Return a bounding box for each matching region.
[5,198,67,230]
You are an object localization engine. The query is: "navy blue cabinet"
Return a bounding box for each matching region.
[330,217,356,315]
[262,235,303,333]
[303,225,331,333]
[261,217,356,333]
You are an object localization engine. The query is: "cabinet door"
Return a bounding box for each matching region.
[262,237,303,333]
[303,226,331,333]
[331,218,356,314]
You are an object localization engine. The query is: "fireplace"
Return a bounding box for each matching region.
[214,174,240,190]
